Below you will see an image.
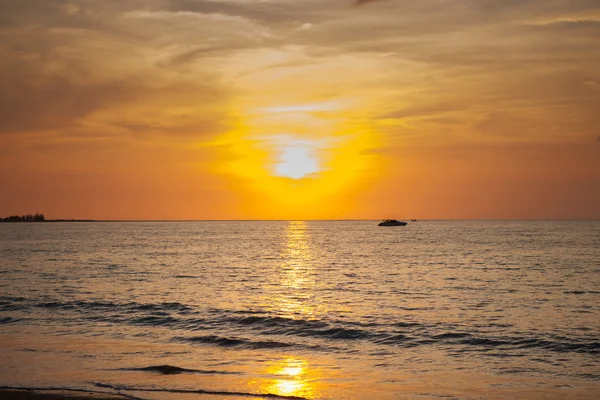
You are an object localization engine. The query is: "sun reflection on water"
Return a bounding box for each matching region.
[248,223,325,398]
[277,221,317,318]
[281,366,303,376]
[274,380,304,396]
[259,357,323,399]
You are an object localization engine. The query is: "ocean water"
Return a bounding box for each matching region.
[1,221,599,399]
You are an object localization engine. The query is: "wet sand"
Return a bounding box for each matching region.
[0,388,249,400]
[0,389,129,400]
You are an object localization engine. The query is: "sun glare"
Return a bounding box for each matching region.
[275,139,320,179]
[205,99,382,218]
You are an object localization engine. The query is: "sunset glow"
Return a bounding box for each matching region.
[1,0,599,219]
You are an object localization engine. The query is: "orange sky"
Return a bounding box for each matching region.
[1,0,599,220]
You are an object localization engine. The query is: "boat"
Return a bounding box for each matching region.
[378,219,407,226]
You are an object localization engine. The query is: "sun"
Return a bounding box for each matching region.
[205,100,383,218]
[274,138,320,179]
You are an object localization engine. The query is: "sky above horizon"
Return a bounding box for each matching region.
[1,0,599,220]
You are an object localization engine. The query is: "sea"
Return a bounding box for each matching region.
[1,221,599,399]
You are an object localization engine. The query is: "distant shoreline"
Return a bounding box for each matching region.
[1,219,598,223]
[0,220,95,223]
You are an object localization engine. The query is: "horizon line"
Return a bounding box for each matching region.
[2,218,599,222]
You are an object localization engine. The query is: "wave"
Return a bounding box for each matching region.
[118,364,241,375]
[0,297,194,314]
[0,316,21,324]
[301,327,371,340]
[437,333,600,355]
[226,314,372,339]
[3,296,598,356]
[0,296,28,311]
[174,334,295,349]
[564,290,600,295]
[94,382,308,399]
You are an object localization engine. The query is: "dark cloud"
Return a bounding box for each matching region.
[0,79,133,135]
[0,0,63,27]
[0,49,135,134]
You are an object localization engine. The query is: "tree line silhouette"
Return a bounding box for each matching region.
[1,213,46,222]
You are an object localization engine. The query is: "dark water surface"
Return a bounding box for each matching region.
[1,221,599,399]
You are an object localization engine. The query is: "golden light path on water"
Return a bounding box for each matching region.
[266,358,314,398]
[253,221,324,399]
[252,355,323,399]
[277,221,316,318]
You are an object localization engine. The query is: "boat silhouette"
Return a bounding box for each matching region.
[378,219,407,226]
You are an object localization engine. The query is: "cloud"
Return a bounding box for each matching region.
[0,42,130,134]
[354,0,389,5]
[0,0,233,142]
[165,0,327,25]
[0,75,135,135]
[0,61,229,140]
[379,103,465,121]
[1,0,599,147]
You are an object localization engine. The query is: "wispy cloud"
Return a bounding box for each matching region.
[354,0,389,5]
